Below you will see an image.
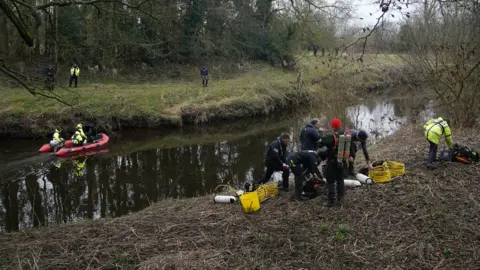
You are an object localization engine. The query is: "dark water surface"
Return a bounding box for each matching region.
[0,96,435,231]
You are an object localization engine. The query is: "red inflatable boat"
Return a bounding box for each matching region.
[55,133,110,156]
[57,148,110,161]
[39,140,73,153]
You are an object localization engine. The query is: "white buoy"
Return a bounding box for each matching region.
[355,173,373,184]
[213,195,237,204]
[320,178,362,187]
[344,179,362,187]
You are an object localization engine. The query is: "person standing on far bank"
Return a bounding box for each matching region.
[69,64,80,88]
[201,65,208,87]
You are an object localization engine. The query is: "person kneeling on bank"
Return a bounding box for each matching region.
[287,150,323,201]
[258,133,291,191]
[50,128,64,152]
[71,123,87,147]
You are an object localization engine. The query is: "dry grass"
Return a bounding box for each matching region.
[1,126,479,269]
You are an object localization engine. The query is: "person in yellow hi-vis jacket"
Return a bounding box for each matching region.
[69,64,80,88]
[424,117,453,169]
[71,123,87,147]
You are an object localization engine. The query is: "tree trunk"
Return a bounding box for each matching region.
[0,10,8,57]
[54,6,59,68]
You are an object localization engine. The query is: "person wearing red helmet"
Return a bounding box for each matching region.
[316,118,348,207]
[331,118,342,129]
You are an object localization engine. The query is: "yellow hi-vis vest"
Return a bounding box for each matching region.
[71,129,86,144]
[70,67,80,76]
[424,117,452,147]
[52,131,64,143]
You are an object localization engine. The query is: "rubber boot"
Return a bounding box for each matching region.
[324,182,335,207]
[427,149,437,169]
[295,184,307,201]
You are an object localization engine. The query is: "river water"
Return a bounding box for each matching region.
[0,94,435,231]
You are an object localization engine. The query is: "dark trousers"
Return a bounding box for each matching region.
[325,161,345,202]
[428,140,438,165]
[291,164,305,197]
[261,164,289,188]
[202,76,208,87]
[347,143,358,177]
[69,75,78,87]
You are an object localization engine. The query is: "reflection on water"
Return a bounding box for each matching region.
[0,98,435,231]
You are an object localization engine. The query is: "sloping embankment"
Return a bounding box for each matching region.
[0,126,478,269]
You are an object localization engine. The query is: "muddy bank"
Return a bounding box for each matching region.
[0,89,311,139]
[0,127,478,269]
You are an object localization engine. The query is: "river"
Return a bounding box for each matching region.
[0,94,436,232]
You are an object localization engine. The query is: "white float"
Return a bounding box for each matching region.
[213,195,237,204]
[355,173,373,184]
[321,178,362,187]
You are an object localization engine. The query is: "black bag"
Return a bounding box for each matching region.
[302,177,323,199]
[450,143,480,164]
[438,148,453,161]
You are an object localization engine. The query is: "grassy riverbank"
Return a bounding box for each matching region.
[0,54,404,138]
[1,126,479,269]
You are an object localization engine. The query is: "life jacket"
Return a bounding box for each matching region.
[52,131,63,143]
[332,131,351,163]
[451,144,480,164]
[71,130,86,144]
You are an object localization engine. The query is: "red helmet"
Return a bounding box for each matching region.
[331,118,342,129]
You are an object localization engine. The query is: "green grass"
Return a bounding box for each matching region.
[0,53,403,136]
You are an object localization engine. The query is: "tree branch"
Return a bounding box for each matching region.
[0,60,74,106]
[0,0,34,46]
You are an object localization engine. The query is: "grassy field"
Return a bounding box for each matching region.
[0,53,404,137]
[1,126,478,269]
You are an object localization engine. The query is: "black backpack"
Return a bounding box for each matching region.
[450,143,480,164]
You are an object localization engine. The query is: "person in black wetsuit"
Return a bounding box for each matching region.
[258,133,291,190]
[317,130,346,207]
[286,150,323,201]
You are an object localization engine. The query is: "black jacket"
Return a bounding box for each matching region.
[317,134,338,162]
[264,137,287,168]
[300,124,322,151]
[287,150,322,178]
[346,129,370,161]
